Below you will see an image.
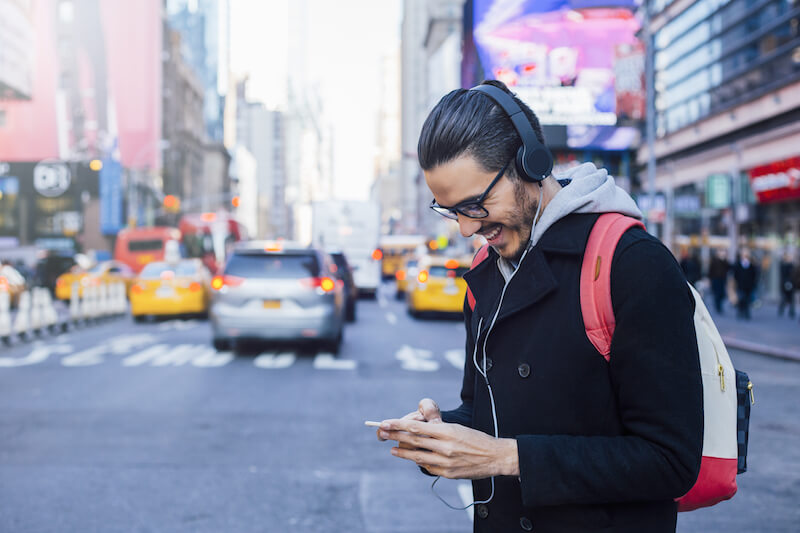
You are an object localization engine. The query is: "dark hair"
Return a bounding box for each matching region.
[417,80,546,179]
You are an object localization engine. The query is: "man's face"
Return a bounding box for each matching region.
[425,155,537,261]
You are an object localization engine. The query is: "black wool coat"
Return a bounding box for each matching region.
[441,213,703,533]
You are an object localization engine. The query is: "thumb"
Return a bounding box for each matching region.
[418,398,442,423]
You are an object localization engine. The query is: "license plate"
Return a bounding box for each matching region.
[263,300,281,309]
[156,286,175,298]
[444,285,459,295]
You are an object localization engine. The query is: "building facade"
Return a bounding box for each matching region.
[644,0,800,298]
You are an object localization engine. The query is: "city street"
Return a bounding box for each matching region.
[0,282,797,532]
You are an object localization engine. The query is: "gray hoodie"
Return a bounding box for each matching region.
[497,162,642,281]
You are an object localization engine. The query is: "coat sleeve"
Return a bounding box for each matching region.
[440,296,476,427]
[516,236,703,507]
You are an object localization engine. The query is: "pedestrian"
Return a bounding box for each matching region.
[679,248,701,287]
[778,251,796,318]
[708,248,730,314]
[375,80,702,532]
[732,247,758,320]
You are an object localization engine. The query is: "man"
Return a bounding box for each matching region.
[732,248,758,320]
[377,80,702,532]
[708,248,730,314]
[778,251,796,319]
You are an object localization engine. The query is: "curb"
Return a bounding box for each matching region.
[721,336,800,362]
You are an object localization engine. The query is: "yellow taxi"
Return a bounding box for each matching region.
[394,256,419,299]
[0,263,27,308]
[406,255,471,317]
[130,259,211,321]
[55,260,136,300]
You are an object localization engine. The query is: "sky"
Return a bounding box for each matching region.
[229,0,402,200]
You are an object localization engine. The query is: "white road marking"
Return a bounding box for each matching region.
[151,344,199,366]
[385,312,397,325]
[444,349,465,369]
[395,345,439,372]
[253,352,296,369]
[122,344,171,366]
[156,319,199,332]
[313,353,357,370]
[458,483,474,522]
[378,297,387,308]
[192,348,234,367]
[61,345,108,367]
[0,344,73,367]
[62,334,158,366]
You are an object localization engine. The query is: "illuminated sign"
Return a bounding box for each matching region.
[749,156,800,204]
[472,0,643,150]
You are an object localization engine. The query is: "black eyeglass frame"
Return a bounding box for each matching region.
[429,160,511,221]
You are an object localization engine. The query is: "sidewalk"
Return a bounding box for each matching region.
[704,295,800,362]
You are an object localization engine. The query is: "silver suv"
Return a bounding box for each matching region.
[210,242,345,353]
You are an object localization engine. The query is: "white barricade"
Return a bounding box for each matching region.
[30,288,43,334]
[70,282,81,323]
[98,283,108,318]
[80,284,94,321]
[115,282,127,315]
[0,291,11,340]
[41,288,58,331]
[13,290,31,338]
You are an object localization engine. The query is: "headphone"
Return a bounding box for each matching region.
[469,84,554,183]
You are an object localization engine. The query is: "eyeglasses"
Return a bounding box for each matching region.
[429,160,511,220]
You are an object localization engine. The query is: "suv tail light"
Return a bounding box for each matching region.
[131,284,145,294]
[300,276,336,293]
[211,275,244,291]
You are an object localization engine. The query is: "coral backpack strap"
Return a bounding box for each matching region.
[466,244,490,311]
[580,213,646,361]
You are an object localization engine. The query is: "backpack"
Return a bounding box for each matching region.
[466,213,754,512]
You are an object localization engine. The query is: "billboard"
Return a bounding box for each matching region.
[472,0,644,150]
[0,0,162,169]
[0,0,35,99]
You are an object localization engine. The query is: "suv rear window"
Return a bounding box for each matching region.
[128,239,164,252]
[225,252,320,279]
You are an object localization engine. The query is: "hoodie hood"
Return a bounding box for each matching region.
[496,162,642,280]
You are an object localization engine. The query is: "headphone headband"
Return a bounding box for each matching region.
[469,84,553,182]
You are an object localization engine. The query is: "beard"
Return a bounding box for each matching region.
[484,180,538,262]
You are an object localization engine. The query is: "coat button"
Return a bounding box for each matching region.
[518,363,530,378]
[520,516,533,530]
[475,504,489,519]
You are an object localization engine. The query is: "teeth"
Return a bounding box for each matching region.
[483,226,500,240]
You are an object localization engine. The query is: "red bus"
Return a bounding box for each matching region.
[178,212,248,274]
[114,226,182,273]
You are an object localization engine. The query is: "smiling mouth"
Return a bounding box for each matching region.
[480,224,502,241]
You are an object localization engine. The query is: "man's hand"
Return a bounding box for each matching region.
[376,398,441,450]
[378,418,519,479]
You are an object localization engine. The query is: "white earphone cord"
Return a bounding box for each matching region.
[432,185,544,510]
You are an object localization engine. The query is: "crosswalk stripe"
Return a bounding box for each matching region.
[458,483,474,522]
[313,353,357,370]
[151,344,199,366]
[192,348,234,367]
[253,352,296,369]
[122,344,171,366]
[386,312,397,325]
[444,349,465,369]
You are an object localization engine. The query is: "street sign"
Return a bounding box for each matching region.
[706,174,731,208]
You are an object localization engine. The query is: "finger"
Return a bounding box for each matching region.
[403,411,426,421]
[391,446,447,467]
[381,419,449,439]
[385,430,447,454]
[418,398,442,422]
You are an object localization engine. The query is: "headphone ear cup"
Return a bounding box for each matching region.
[519,145,553,183]
[515,146,534,183]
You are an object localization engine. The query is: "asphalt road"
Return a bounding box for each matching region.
[1,283,798,532]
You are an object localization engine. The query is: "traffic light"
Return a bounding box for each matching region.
[231,195,240,208]
[163,194,180,212]
[89,159,103,172]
